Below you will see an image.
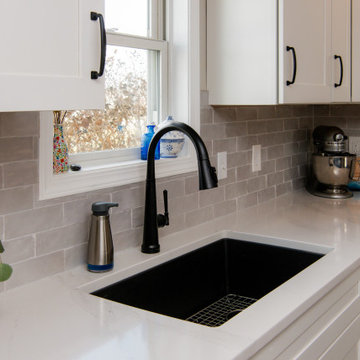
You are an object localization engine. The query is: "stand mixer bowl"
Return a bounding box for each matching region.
[312,153,355,186]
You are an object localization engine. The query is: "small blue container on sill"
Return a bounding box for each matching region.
[141,124,160,160]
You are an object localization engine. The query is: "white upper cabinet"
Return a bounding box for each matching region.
[0,0,105,111]
[208,0,351,105]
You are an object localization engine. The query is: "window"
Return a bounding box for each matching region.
[64,46,158,153]
[39,0,201,199]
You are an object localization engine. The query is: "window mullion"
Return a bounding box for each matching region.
[149,0,163,39]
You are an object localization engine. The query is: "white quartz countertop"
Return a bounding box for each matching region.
[2,189,360,360]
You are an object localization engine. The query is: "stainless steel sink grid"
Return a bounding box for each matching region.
[186,294,258,327]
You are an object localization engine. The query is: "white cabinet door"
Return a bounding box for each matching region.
[0,0,105,111]
[207,0,278,105]
[331,0,351,102]
[352,0,360,102]
[279,0,332,103]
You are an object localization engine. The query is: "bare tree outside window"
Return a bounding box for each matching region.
[63,46,149,154]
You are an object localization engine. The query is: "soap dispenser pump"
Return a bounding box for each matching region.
[87,202,118,272]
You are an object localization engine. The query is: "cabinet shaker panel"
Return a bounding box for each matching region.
[279,0,332,103]
[207,0,278,105]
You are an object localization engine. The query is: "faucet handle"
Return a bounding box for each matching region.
[157,190,169,228]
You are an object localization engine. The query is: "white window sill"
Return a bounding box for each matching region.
[40,154,198,200]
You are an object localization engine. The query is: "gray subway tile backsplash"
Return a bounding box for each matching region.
[0,112,39,137]
[185,205,213,228]
[36,222,88,256]
[2,95,355,290]
[110,209,132,234]
[213,199,237,217]
[0,137,34,163]
[0,185,33,215]
[2,236,35,264]
[4,160,38,188]
[5,205,63,240]
[6,251,64,290]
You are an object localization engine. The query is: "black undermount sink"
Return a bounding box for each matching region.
[92,238,324,327]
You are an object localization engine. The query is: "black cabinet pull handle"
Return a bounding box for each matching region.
[334,55,343,88]
[90,12,107,80]
[286,46,297,86]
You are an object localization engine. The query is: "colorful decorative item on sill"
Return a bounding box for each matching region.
[53,110,69,174]
[160,116,185,158]
[0,240,12,282]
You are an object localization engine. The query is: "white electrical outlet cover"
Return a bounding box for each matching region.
[349,136,360,155]
[217,152,227,180]
[252,145,261,172]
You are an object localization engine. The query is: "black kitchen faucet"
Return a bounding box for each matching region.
[141,121,218,254]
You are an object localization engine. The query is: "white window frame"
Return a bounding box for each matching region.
[39,0,200,200]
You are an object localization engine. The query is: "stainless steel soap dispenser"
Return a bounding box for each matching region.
[87,202,118,272]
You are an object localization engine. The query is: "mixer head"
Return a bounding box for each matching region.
[313,125,347,153]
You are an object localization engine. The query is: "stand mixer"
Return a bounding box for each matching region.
[307,126,356,199]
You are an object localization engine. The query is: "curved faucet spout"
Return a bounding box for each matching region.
[142,121,218,254]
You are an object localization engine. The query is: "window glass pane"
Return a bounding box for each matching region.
[105,0,149,37]
[63,45,159,154]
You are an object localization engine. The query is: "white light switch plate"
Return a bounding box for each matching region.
[217,152,227,180]
[252,145,261,172]
[349,136,360,155]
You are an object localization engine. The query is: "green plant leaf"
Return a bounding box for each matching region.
[0,263,12,282]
